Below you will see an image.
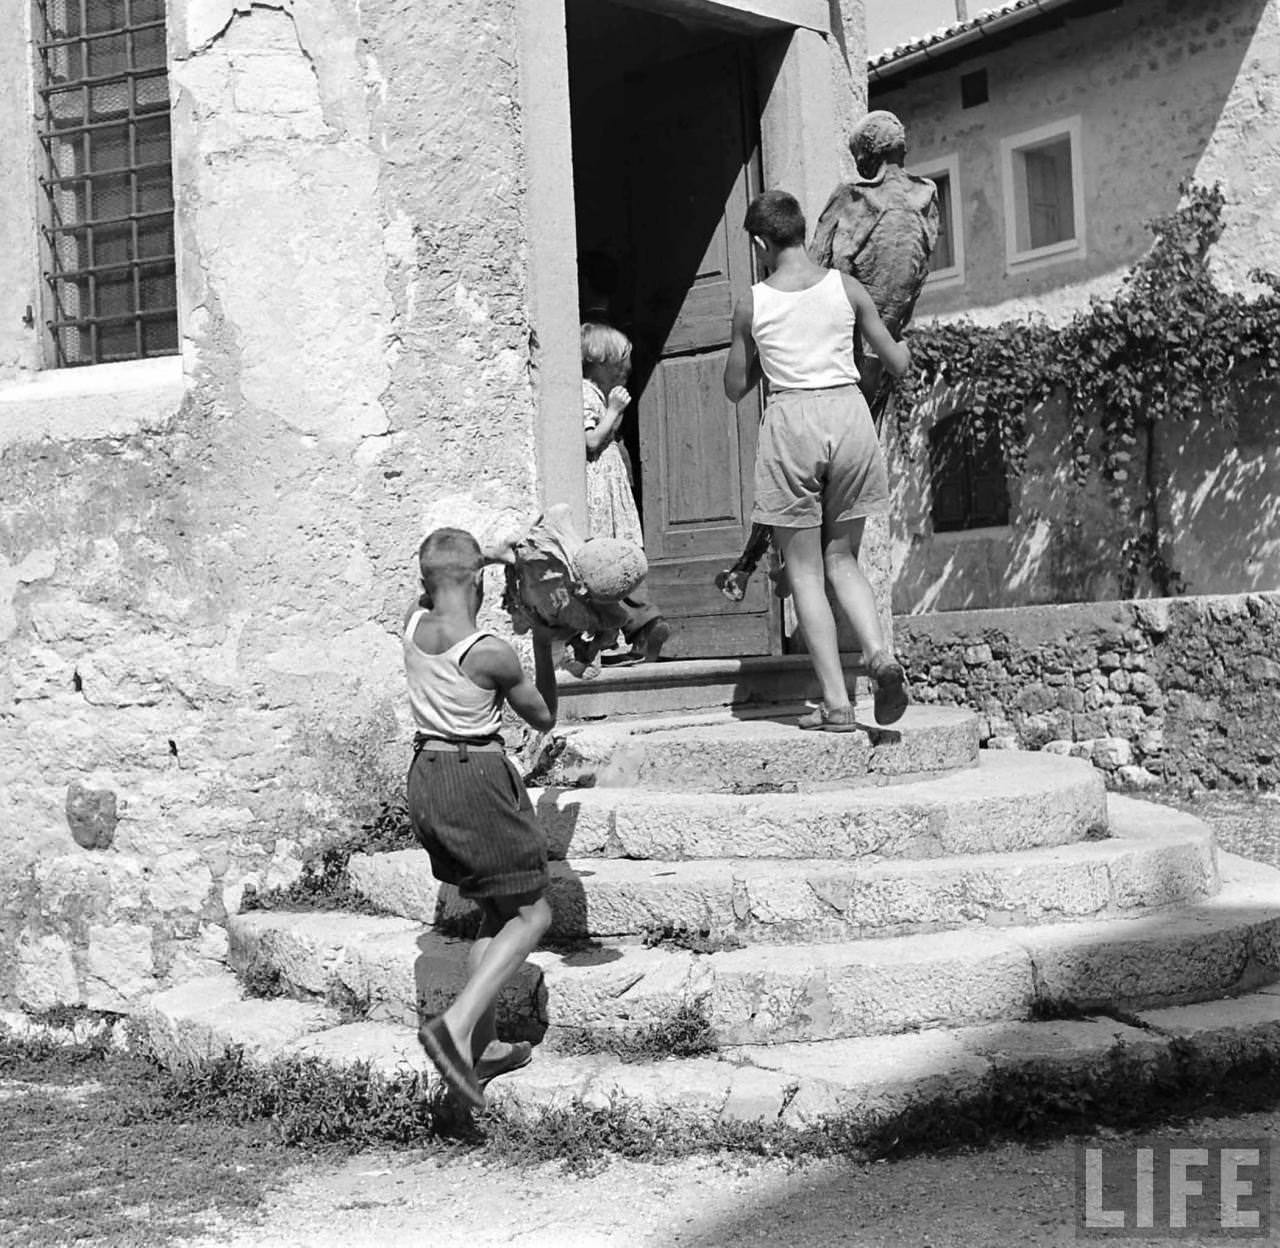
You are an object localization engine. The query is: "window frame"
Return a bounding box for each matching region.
[909,152,964,289]
[999,115,1085,271]
[927,409,1012,535]
[31,0,179,370]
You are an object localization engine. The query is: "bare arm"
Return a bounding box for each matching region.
[465,637,555,732]
[842,274,911,378]
[723,292,762,402]
[584,386,629,455]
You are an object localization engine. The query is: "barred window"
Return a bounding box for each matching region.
[35,0,178,367]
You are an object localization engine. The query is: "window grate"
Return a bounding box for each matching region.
[34,0,177,367]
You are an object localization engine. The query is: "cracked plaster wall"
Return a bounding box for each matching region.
[0,0,542,1010]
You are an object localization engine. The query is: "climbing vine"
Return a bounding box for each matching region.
[895,183,1280,595]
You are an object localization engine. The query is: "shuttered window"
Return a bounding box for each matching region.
[34,0,178,367]
[929,412,1011,533]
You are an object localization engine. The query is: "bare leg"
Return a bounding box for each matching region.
[821,517,888,663]
[440,892,552,1064]
[822,516,909,726]
[772,524,851,712]
[463,903,506,1064]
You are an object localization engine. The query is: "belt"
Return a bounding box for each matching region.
[413,733,505,761]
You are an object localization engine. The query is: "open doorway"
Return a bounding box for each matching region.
[567,0,782,660]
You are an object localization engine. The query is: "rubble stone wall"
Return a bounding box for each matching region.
[895,591,1280,792]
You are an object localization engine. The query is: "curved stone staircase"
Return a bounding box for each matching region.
[137,700,1280,1129]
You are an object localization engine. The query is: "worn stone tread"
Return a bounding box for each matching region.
[131,987,1280,1132]
[550,701,979,792]
[226,855,1280,1047]
[348,795,1215,942]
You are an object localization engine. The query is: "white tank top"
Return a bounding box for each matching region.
[750,268,861,390]
[403,612,503,739]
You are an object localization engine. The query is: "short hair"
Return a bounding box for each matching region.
[418,527,483,596]
[581,322,632,370]
[744,190,806,248]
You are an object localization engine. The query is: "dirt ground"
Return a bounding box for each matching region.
[173,1114,1275,1248]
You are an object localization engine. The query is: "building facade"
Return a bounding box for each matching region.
[0,0,870,1011]
[869,0,1280,613]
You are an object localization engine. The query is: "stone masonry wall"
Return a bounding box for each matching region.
[895,592,1280,791]
[0,0,542,1013]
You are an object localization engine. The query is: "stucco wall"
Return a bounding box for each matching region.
[895,591,1280,792]
[0,0,542,1012]
[873,0,1280,614]
[873,0,1280,324]
[0,0,873,1014]
[887,385,1280,614]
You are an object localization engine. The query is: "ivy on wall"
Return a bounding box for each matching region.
[895,184,1280,595]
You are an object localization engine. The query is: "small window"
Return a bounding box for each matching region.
[1000,117,1085,267]
[34,0,178,367]
[960,69,988,109]
[910,154,963,286]
[929,412,1010,533]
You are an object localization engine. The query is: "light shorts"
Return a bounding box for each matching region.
[751,384,890,529]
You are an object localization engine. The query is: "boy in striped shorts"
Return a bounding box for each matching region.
[404,528,557,1109]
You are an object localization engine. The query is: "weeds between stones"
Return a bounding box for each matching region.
[13,1012,1280,1186]
[550,1000,718,1064]
[239,952,287,1000]
[241,802,416,916]
[641,923,746,955]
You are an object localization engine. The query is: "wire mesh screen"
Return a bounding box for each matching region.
[35,0,178,366]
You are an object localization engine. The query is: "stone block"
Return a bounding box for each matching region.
[147,851,214,913]
[65,781,118,850]
[15,933,82,1011]
[1091,738,1133,770]
[83,922,157,1010]
[1116,765,1159,790]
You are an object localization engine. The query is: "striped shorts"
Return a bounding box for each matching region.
[406,744,549,901]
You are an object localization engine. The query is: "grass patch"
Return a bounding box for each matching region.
[240,952,287,1000]
[550,1000,718,1064]
[0,1033,297,1246]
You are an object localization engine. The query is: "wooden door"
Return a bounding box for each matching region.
[626,42,778,659]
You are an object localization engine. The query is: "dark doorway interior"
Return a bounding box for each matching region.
[567,0,781,659]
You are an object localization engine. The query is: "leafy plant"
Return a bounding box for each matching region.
[551,999,718,1064]
[896,183,1280,595]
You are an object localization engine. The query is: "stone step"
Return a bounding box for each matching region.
[384,751,1106,866]
[133,976,1280,1135]
[550,702,978,793]
[226,852,1280,1047]
[346,796,1217,944]
[554,653,869,723]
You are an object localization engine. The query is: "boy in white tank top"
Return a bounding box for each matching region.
[403,527,557,1108]
[724,190,911,731]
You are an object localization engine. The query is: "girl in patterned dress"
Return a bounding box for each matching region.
[580,322,668,663]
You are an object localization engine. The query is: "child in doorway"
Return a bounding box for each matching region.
[723,190,911,730]
[581,322,669,664]
[404,527,557,1109]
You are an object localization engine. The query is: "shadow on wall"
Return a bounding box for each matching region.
[1163,383,1280,596]
[888,388,1124,614]
[888,379,1280,615]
